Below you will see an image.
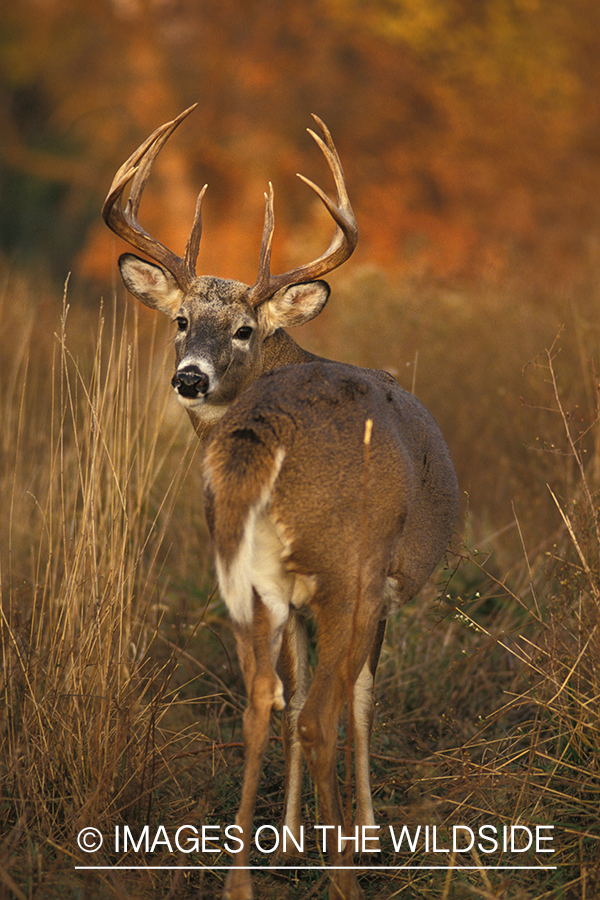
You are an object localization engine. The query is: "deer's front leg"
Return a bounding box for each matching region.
[224,594,286,900]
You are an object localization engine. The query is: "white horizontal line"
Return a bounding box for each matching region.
[75,865,557,871]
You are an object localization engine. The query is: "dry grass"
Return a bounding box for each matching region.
[0,269,241,898]
[1,265,599,899]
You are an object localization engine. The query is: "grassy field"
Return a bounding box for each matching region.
[1,264,599,899]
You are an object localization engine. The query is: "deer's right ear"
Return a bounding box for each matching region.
[118,254,183,316]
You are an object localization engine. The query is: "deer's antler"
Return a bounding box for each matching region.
[102,104,206,292]
[103,109,357,301]
[248,115,358,307]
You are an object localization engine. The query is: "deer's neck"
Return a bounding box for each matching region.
[186,329,323,444]
[262,328,321,370]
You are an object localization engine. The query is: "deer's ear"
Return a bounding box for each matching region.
[118,254,183,316]
[261,281,330,333]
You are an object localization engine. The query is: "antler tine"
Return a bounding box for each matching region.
[184,183,208,276]
[248,116,358,308]
[300,114,358,243]
[251,183,276,302]
[103,105,196,231]
[102,104,203,291]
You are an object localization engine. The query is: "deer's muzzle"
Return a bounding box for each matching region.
[171,366,210,398]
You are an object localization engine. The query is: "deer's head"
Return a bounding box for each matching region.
[102,107,357,420]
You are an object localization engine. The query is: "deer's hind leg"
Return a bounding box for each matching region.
[353,617,386,843]
[296,575,386,900]
[277,610,310,857]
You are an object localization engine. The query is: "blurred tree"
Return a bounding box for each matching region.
[0,0,599,289]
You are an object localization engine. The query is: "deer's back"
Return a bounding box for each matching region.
[204,360,458,620]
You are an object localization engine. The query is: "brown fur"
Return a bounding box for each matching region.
[203,361,458,900]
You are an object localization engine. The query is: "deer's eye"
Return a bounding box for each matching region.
[234,326,253,341]
[176,317,188,332]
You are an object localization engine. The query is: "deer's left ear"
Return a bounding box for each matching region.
[261,281,330,332]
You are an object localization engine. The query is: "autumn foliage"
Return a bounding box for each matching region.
[1,0,600,291]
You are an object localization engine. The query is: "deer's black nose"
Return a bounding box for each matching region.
[171,366,210,398]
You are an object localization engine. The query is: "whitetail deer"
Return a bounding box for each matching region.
[103,106,459,900]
